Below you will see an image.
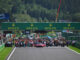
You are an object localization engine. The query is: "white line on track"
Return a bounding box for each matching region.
[7,47,16,60]
[65,47,80,55]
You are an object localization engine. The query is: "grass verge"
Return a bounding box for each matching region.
[68,45,80,53]
[0,47,13,60]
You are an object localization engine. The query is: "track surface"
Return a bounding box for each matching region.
[9,47,80,60]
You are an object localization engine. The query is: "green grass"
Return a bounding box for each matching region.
[0,47,12,60]
[68,46,80,53]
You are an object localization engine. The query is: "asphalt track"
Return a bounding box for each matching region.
[9,47,80,60]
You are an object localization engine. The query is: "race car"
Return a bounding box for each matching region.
[34,42,46,47]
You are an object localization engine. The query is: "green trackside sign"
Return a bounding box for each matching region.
[1,23,80,30]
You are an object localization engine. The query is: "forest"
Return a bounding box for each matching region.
[0,0,80,22]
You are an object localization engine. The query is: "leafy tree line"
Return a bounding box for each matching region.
[0,0,80,22]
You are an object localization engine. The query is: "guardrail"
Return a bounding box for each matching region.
[0,44,4,51]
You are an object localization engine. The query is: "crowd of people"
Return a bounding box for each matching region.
[14,37,70,47]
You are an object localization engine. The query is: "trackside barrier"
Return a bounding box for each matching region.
[0,44,4,51]
[75,42,80,49]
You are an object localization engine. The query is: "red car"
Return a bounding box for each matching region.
[35,42,46,47]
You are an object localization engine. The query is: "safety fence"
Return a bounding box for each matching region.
[0,44,4,51]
